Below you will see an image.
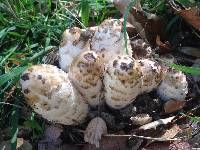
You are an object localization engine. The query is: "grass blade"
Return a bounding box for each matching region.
[0,45,18,66]
[0,66,28,86]
[10,100,19,150]
[123,0,136,54]
[80,0,90,27]
[171,64,200,75]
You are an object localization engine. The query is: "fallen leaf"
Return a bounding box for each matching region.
[142,141,191,150]
[178,8,200,32]
[131,138,144,150]
[0,138,32,150]
[160,124,181,140]
[178,47,200,58]
[164,100,186,114]
[113,0,166,45]
[44,125,63,141]
[156,35,172,54]
[83,131,128,150]
[38,125,63,150]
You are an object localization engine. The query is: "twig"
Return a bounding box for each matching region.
[104,133,184,141]
[0,102,22,108]
[174,104,200,121]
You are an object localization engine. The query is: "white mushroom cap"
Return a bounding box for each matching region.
[157,68,188,101]
[91,19,132,64]
[137,59,163,93]
[59,27,90,72]
[69,51,104,107]
[104,55,142,109]
[20,64,88,125]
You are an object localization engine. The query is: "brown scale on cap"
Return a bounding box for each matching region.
[104,55,142,109]
[69,51,104,107]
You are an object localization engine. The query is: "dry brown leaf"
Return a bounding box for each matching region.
[44,125,63,141]
[156,35,172,54]
[164,100,186,114]
[113,0,166,45]
[84,117,107,148]
[145,124,181,146]
[0,138,32,150]
[83,131,128,150]
[142,141,191,150]
[178,8,200,32]
[160,124,181,140]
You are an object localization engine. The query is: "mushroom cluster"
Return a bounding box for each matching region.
[20,19,188,147]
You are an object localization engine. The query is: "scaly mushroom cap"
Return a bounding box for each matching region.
[138,59,163,93]
[69,51,104,107]
[20,64,88,125]
[59,27,90,72]
[157,68,188,101]
[91,19,132,63]
[104,55,142,109]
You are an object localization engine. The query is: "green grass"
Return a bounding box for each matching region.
[0,1,78,149]
[0,1,115,149]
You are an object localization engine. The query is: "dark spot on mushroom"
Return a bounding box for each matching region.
[114,70,119,76]
[120,62,133,71]
[42,102,51,111]
[121,80,125,84]
[102,53,105,58]
[101,48,106,52]
[84,53,96,61]
[113,60,118,68]
[73,40,78,46]
[37,75,42,80]
[91,95,97,99]
[24,89,30,94]
[87,69,92,74]
[42,79,46,84]
[139,61,144,66]
[152,68,157,72]
[21,73,29,81]
[124,57,128,60]
[54,106,59,109]
[28,68,33,72]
